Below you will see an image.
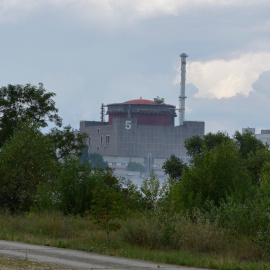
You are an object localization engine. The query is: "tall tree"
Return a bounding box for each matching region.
[233,130,267,158]
[184,131,231,162]
[0,121,56,212]
[0,83,62,147]
[48,125,88,160]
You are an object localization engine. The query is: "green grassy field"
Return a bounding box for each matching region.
[0,211,269,270]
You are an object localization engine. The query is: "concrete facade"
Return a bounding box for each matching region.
[80,113,205,179]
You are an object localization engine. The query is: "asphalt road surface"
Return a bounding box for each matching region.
[0,240,209,270]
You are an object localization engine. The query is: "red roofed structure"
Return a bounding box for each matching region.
[124,99,155,104]
[107,98,176,126]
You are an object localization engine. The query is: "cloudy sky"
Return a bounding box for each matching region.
[1,0,270,135]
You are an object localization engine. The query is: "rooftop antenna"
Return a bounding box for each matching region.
[100,103,105,123]
[179,53,188,125]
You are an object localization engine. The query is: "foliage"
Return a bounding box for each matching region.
[184,135,203,160]
[232,131,270,185]
[126,161,145,172]
[88,152,108,170]
[48,125,88,160]
[1,210,269,268]
[0,83,62,147]
[0,121,56,212]
[35,157,140,217]
[89,188,125,247]
[234,130,267,158]
[120,179,146,213]
[245,148,270,185]
[204,131,231,151]
[260,160,270,194]
[174,141,252,210]
[35,157,113,215]
[184,131,230,163]
[162,154,187,181]
[140,171,163,209]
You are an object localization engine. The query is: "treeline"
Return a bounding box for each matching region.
[161,131,270,254]
[0,83,269,262]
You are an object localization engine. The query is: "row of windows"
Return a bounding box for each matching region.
[88,135,110,146]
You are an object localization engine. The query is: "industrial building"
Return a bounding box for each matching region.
[80,54,205,179]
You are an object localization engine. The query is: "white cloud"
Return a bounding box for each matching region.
[0,0,41,23]
[173,52,270,99]
[1,0,268,25]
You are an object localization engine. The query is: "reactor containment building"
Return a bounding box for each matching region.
[80,54,205,177]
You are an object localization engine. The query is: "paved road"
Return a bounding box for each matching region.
[0,240,209,270]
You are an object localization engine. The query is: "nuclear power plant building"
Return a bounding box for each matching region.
[80,54,205,177]
[80,98,204,175]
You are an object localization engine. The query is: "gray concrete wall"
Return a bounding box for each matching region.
[80,117,204,160]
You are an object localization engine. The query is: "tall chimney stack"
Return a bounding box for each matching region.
[179,53,188,126]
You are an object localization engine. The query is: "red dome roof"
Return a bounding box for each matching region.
[124,99,155,104]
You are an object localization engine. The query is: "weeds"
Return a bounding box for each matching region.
[0,210,269,270]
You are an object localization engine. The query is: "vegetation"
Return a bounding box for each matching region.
[88,152,108,169]
[89,188,125,247]
[126,161,146,172]
[0,211,269,270]
[0,82,270,270]
[0,83,62,147]
[162,154,187,181]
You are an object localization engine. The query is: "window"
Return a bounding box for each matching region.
[88,136,91,145]
[106,135,110,145]
[100,136,103,145]
[97,146,100,151]
[97,128,100,134]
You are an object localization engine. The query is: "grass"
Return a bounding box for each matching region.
[0,211,269,270]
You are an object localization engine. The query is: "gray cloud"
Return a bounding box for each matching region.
[0,0,269,135]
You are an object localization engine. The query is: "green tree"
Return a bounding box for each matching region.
[234,130,267,158]
[245,148,270,185]
[35,158,121,215]
[260,161,270,196]
[89,152,108,170]
[120,179,146,213]
[48,125,88,160]
[184,131,230,162]
[232,131,269,186]
[0,121,56,212]
[140,171,162,209]
[0,83,62,147]
[126,161,145,172]
[184,135,203,160]
[162,154,187,181]
[175,140,252,210]
[89,188,125,247]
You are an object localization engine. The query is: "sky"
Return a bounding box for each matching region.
[1,0,270,136]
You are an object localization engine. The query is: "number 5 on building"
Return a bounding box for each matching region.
[125,120,131,130]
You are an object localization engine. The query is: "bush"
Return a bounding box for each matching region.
[35,157,118,215]
[174,141,253,210]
